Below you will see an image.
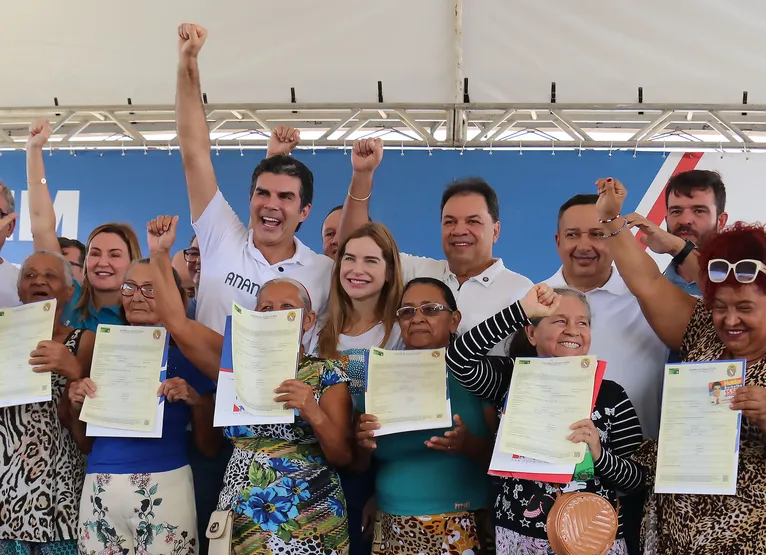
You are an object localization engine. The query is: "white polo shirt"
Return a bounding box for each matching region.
[193,189,333,339]
[545,267,668,439]
[402,254,533,354]
[0,258,20,308]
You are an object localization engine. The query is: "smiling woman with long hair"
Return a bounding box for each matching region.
[25,120,142,332]
[313,222,404,555]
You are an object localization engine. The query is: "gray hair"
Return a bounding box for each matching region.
[18,250,75,289]
[0,181,14,212]
[529,287,591,326]
[259,278,312,312]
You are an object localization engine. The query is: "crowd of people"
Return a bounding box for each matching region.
[0,21,765,555]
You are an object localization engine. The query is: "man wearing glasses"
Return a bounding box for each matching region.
[0,181,20,307]
[58,237,86,284]
[180,236,201,319]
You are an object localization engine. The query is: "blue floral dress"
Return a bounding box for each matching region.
[218,356,351,555]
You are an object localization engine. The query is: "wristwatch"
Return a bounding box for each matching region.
[672,239,697,267]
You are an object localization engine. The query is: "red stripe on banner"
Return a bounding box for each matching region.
[637,152,702,248]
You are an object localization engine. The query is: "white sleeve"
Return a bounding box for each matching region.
[399,252,444,283]
[192,189,248,260]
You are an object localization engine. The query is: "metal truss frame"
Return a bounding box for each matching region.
[1,103,766,152]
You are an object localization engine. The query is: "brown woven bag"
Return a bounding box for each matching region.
[546,491,618,555]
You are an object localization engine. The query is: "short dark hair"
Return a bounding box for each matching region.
[325,205,343,220]
[250,155,314,231]
[665,170,726,216]
[557,194,599,227]
[58,237,86,265]
[402,277,458,312]
[440,178,500,223]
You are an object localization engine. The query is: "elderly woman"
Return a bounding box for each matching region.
[145,214,354,555]
[595,177,766,554]
[447,284,646,555]
[355,277,497,555]
[68,252,218,555]
[0,249,94,555]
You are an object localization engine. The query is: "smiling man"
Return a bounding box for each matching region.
[338,142,532,354]
[175,23,332,338]
[662,170,728,296]
[545,193,668,555]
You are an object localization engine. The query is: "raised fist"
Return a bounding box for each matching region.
[28,120,52,150]
[177,23,208,59]
[595,177,627,222]
[267,126,300,157]
[351,138,384,173]
[519,283,561,320]
[147,215,179,254]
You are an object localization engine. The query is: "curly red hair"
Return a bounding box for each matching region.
[698,221,766,300]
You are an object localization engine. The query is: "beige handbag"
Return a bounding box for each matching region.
[206,510,234,555]
[546,491,618,555]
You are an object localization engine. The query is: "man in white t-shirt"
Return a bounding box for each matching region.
[176,24,332,337]
[544,192,667,555]
[0,182,20,307]
[338,140,533,353]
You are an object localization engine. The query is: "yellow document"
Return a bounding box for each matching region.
[365,347,452,436]
[231,303,301,423]
[0,299,57,408]
[80,324,168,433]
[499,356,597,465]
[655,360,745,495]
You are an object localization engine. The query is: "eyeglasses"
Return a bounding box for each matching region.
[395,302,452,320]
[120,282,155,299]
[183,248,200,262]
[708,259,766,284]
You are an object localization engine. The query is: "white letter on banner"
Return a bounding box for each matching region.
[17,190,80,242]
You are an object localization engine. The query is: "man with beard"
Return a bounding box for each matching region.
[630,170,728,297]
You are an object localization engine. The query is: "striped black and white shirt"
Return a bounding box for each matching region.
[446,301,646,540]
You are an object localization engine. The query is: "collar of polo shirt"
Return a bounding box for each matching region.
[245,231,315,269]
[547,265,628,296]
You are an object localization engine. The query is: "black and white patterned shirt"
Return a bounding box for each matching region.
[446,301,646,539]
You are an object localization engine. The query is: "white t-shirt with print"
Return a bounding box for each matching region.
[192,189,334,341]
[400,254,533,355]
[0,259,20,308]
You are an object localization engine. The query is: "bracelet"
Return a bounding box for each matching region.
[599,213,620,224]
[602,218,629,238]
[347,187,371,202]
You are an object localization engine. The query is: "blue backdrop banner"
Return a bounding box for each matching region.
[0,149,666,282]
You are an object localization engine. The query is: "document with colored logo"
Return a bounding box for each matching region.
[489,359,606,482]
[364,347,452,436]
[216,303,301,425]
[81,324,169,437]
[0,299,57,408]
[655,360,745,495]
[497,356,598,465]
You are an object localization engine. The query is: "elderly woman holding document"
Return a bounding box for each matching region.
[67,221,218,555]
[355,277,497,555]
[595,177,766,554]
[0,248,94,555]
[143,216,354,555]
[447,284,646,555]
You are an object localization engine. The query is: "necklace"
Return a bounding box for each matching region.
[344,320,381,337]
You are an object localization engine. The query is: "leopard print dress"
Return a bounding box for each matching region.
[634,300,766,554]
[0,329,86,543]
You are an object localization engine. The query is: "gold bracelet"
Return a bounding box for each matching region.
[347,187,371,202]
[602,218,629,238]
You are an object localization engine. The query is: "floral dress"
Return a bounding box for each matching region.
[218,355,351,555]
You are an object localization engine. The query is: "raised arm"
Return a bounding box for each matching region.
[447,284,559,404]
[147,216,223,381]
[336,138,383,246]
[26,120,62,252]
[596,178,697,351]
[176,23,217,222]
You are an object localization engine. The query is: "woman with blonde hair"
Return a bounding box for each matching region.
[25,120,142,331]
[313,222,404,555]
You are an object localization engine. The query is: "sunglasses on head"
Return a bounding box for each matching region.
[707,259,766,284]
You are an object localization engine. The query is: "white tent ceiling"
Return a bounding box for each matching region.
[3,0,766,149]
